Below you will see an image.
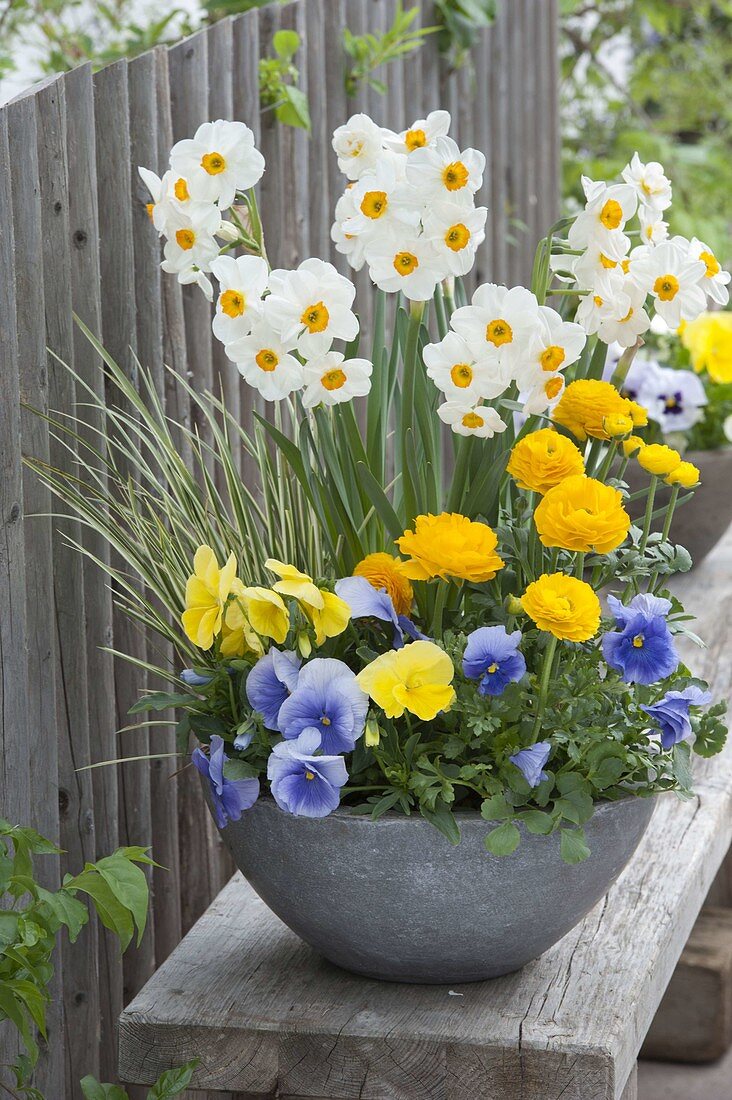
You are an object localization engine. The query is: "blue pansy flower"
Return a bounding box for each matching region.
[246,648,301,730]
[335,575,428,649]
[510,741,551,787]
[267,728,348,818]
[277,657,368,754]
[233,729,254,751]
[192,734,260,828]
[180,668,213,687]
[642,686,712,749]
[463,626,527,696]
[602,593,678,685]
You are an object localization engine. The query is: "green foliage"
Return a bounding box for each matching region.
[561,0,732,261]
[434,0,497,68]
[0,821,154,1093]
[259,29,311,133]
[80,1059,199,1100]
[343,2,436,97]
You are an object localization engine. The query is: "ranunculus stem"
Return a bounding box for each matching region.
[639,475,658,555]
[532,634,558,740]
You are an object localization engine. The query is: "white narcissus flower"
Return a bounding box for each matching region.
[264,258,359,357]
[568,236,630,287]
[210,255,268,345]
[575,268,632,336]
[507,305,586,386]
[638,207,669,246]
[629,239,707,327]
[301,353,372,408]
[422,202,487,278]
[450,283,541,359]
[567,177,637,253]
[331,187,368,272]
[596,280,651,348]
[405,136,485,204]
[365,234,443,301]
[382,110,451,155]
[519,371,567,415]
[437,400,507,438]
[170,120,265,211]
[161,218,220,299]
[138,167,220,236]
[423,331,510,403]
[341,159,420,241]
[332,113,385,181]
[621,152,672,213]
[686,236,731,307]
[225,320,303,401]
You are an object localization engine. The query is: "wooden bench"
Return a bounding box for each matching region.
[118,530,732,1100]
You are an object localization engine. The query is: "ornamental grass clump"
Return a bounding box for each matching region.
[34,111,728,863]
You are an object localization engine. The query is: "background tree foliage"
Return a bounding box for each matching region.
[561,0,732,262]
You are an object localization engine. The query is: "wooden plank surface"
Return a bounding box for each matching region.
[118,536,732,1099]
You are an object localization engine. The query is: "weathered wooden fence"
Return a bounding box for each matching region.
[0,0,559,1094]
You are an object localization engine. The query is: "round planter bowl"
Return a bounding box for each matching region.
[216,794,656,984]
[625,447,732,567]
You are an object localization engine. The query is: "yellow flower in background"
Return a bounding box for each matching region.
[622,434,646,458]
[182,545,237,650]
[233,582,290,644]
[534,475,631,554]
[265,559,324,609]
[552,379,647,441]
[354,552,414,616]
[397,512,504,583]
[681,312,732,383]
[305,590,352,646]
[507,428,585,495]
[357,640,455,720]
[636,443,682,477]
[220,615,264,659]
[665,461,701,489]
[521,573,601,643]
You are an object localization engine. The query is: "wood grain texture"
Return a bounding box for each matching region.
[119,531,732,1099]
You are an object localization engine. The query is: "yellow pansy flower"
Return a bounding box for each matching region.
[233,582,290,644]
[665,461,700,489]
[636,443,682,477]
[533,475,630,554]
[397,512,504,583]
[265,558,324,609]
[506,428,585,495]
[354,552,414,616]
[181,545,238,650]
[305,589,352,646]
[357,640,456,721]
[521,573,601,643]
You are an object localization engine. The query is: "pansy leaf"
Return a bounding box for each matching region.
[560,828,591,865]
[484,822,520,857]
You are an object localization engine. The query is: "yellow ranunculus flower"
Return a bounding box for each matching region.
[507,427,585,495]
[521,573,601,642]
[681,312,732,383]
[305,589,352,646]
[182,545,238,650]
[665,460,700,489]
[233,582,290,644]
[636,443,682,477]
[552,379,647,441]
[622,434,646,458]
[356,640,455,721]
[603,413,633,438]
[354,552,414,616]
[265,559,324,609]
[533,475,631,554]
[397,512,504,583]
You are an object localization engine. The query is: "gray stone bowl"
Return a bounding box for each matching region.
[216,794,656,984]
[625,447,732,567]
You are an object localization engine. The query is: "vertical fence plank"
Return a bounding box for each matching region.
[5,92,64,1096]
[474,21,494,285]
[490,4,509,283]
[232,11,264,491]
[257,3,283,264]
[128,47,184,973]
[0,104,32,1093]
[36,74,101,1091]
[547,0,561,226]
[323,0,348,271]
[305,0,329,259]
[94,62,157,1025]
[279,0,310,264]
[63,62,124,1086]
